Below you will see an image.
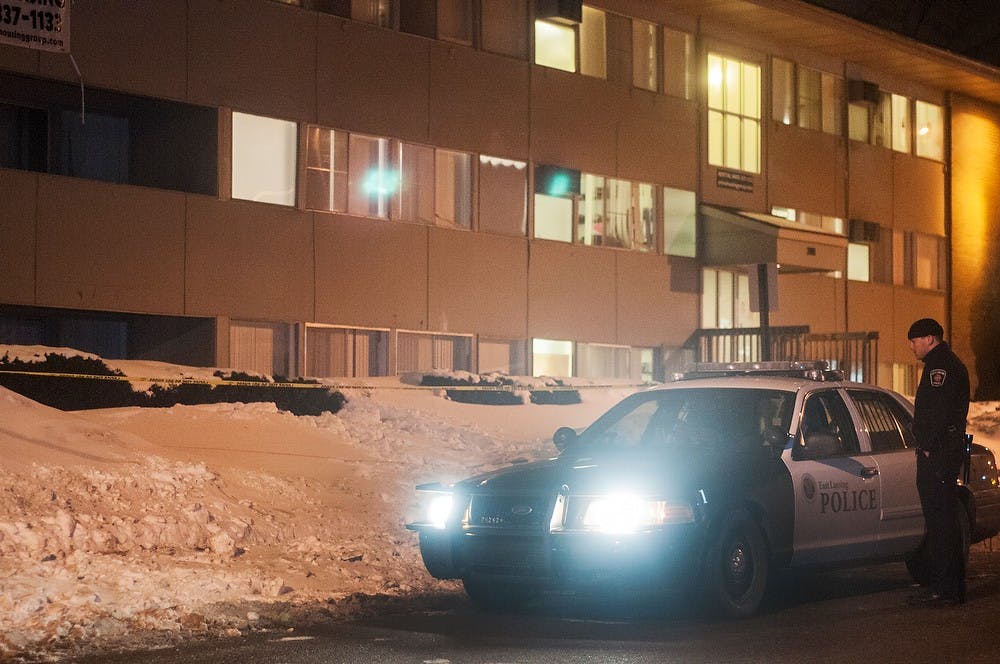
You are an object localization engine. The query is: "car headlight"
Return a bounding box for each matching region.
[575,494,694,533]
[426,494,454,529]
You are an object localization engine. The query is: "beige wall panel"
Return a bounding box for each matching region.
[37,0,186,101]
[314,216,428,330]
[768,123,842,214]
[528,241,616,342]
[892,154,946,235]
[0,170,37,304]
[769,273,844,332]
[951,96,1000,397]
[187,0,316,121]
[615,252,699,347]
[35,177,186,314]
[185,198,314,321]
[427,230,528,337]
[617,96,699,188]
[530,67,620,174]
[429,46,530,157]
[848,142,893,224]
[316,17,430,141]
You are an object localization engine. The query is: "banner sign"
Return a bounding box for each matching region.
[0,0,70,53]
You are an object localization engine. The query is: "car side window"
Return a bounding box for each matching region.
[795,391,861,460]
[848,389,914,452]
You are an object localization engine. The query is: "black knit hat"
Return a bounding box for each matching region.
[907,317,944,340]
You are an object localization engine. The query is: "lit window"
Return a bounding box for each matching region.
[534,19,576,72]
[397,332,472,373]
[398,142,435,224]
[894,230,945,290]
[663,187,696,257]
[348,133,395,218]
[577,175,655,251]
[847,242,870,282]
[707,53,760,173]
[232,112,296,206]
[532,338,573,378]
[533,164,579,242]
[577,342,632,379]
[702,268,760,331]
[534,6,606,78]
[772,59,841,134]
[306,325,389,378]
[352,0,395,28]
[769,207,844,234]
[915,100,944,161]
[478,338,528,375]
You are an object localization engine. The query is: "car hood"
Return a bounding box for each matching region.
[453,446,756,498]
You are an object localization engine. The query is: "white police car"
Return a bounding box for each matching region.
[407,362,1000,617]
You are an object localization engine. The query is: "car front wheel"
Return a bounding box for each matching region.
[702,510,769,618]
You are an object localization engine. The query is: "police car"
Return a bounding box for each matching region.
[406,362,1000,617]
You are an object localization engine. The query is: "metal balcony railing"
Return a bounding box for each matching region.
[684,327,879,383]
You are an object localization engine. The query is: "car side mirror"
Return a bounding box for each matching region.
[553,426,578,452]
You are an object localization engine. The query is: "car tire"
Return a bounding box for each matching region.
[702,510,769,618]
[462,576,533,612]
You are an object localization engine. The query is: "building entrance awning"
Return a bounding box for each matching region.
[699,205,848,274]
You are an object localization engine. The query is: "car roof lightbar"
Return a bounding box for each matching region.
[674,361,847,382]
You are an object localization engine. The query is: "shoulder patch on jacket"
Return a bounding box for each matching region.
[930,368,947,387]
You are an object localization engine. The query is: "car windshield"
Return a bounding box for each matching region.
[572,388,795,454]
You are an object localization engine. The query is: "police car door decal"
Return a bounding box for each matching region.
[786,389,881,565]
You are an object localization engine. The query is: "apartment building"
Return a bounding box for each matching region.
[1,0,999,396]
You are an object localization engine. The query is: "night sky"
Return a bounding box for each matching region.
[804,1,1000,68]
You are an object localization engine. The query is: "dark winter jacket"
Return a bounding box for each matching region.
[913,341,970,477]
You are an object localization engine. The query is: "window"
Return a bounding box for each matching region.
[707,53,761,173]
[478,338,528,375]
[702,269,758,331]
[435,149,472,228]
[532,338,573,377]
[770,207,845,234]
[847,243,870,282]
[795,391,860,459]
[348,133,394,218]
[305,125,348,212]
[534,5,606,77]
[664,187,696,257]
[306,325,388,378]
[632,18,659,91]
[230,320,297,378]
[397,142,435,224]
[437,0,473,45]
[915,100,944,161]
[772,59,842,134]
[663,27,693,100]
[577,342,631,379]
[352,0,395,27]
[397,331,472,373]
[577,175,655,251]
[893,230,946,290]
[479,155,527,236]
[891,93,910,153]
[232,112,297,206]
[533,165,656,251]
[848,390,915,452]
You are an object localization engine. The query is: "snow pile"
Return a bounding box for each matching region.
[0,347,627,659]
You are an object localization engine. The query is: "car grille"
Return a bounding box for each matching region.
[464,534,550,577]
[467,493,551,531]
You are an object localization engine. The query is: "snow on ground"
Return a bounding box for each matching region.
[2,344,999,661]
[0,346,631,661]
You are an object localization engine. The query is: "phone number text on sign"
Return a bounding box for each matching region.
[0,0,70,53]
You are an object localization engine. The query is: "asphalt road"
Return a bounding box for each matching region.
[76,548,1000,663]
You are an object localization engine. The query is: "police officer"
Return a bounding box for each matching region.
[908,317,970,605]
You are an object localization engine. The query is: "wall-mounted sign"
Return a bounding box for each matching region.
[717,169,754,193]
[0,0,70,53]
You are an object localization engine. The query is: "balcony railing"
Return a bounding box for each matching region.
[685,327,879,383]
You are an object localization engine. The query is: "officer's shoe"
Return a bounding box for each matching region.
[911,590,964,607]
